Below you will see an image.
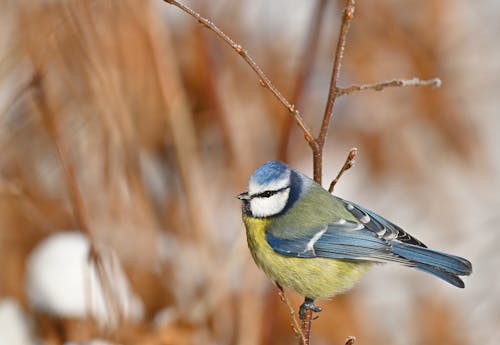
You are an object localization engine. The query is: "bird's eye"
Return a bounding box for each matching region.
[260,191,273,198]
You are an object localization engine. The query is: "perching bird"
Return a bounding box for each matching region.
[238,161,472,318]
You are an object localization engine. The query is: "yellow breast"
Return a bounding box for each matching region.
[243,215,373,299]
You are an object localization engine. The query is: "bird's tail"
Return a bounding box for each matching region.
[392,242,472,288]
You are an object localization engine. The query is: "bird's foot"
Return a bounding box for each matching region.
[299,297,322,320]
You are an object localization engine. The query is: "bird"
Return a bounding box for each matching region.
[238,160,472,318]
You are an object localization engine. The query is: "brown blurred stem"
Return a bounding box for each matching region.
[328,148,357,193]
[336,77,441,97]
[32,69,125,325]
[31,70,92,238]
[193,1,237,164]
[278,0,328,161]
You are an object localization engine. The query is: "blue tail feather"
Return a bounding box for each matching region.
[414,262,465,288]
[392,242,472,287]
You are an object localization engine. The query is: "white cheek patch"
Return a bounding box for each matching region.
[250,189,290,218]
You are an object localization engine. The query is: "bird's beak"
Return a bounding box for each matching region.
[237,192,250,201]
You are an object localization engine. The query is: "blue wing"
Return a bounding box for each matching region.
[266,199,472,288]
[266,221,403,262]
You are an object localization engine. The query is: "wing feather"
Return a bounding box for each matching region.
[266,221,410,264]
[343,200,427,247]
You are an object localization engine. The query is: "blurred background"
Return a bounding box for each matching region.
[0,0,498,344]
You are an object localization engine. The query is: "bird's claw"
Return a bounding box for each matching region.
[299,298,322,319]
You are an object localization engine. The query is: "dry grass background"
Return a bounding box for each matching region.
[0,0,499,344]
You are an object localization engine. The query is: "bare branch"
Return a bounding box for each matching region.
[329,148,358,193]
[336,77,442,97]
[301,308,314,345]
[313,0,356,184]
[162,0,316,147]
[276,285,306,344]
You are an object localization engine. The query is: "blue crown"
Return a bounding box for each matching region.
[250,161,290,186]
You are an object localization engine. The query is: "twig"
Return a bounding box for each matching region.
[161,0,316,148]
[278,0,329,161]
[314,0,356,184]
[301,307,314,345]
[336,77,441,97]
[276,285,306,344]
[328,148,357,193]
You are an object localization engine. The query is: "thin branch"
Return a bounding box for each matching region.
[278,0,329,161]
[336,77,442,97]
[314,0,356,183]
[276,285,306,344]
[301,308,314,345]
[328,148,357,193]
[162,0,316,147]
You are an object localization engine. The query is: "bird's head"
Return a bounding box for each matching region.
[238,161,295,218]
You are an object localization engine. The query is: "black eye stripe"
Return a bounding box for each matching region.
[251,186,290,199]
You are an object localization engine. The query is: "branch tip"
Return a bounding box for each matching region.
[345,336,356,345]
[337,77,442,97]
[328,147,358,193]
[348,147,358,160]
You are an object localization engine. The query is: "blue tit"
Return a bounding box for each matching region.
[238,161,472,318]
